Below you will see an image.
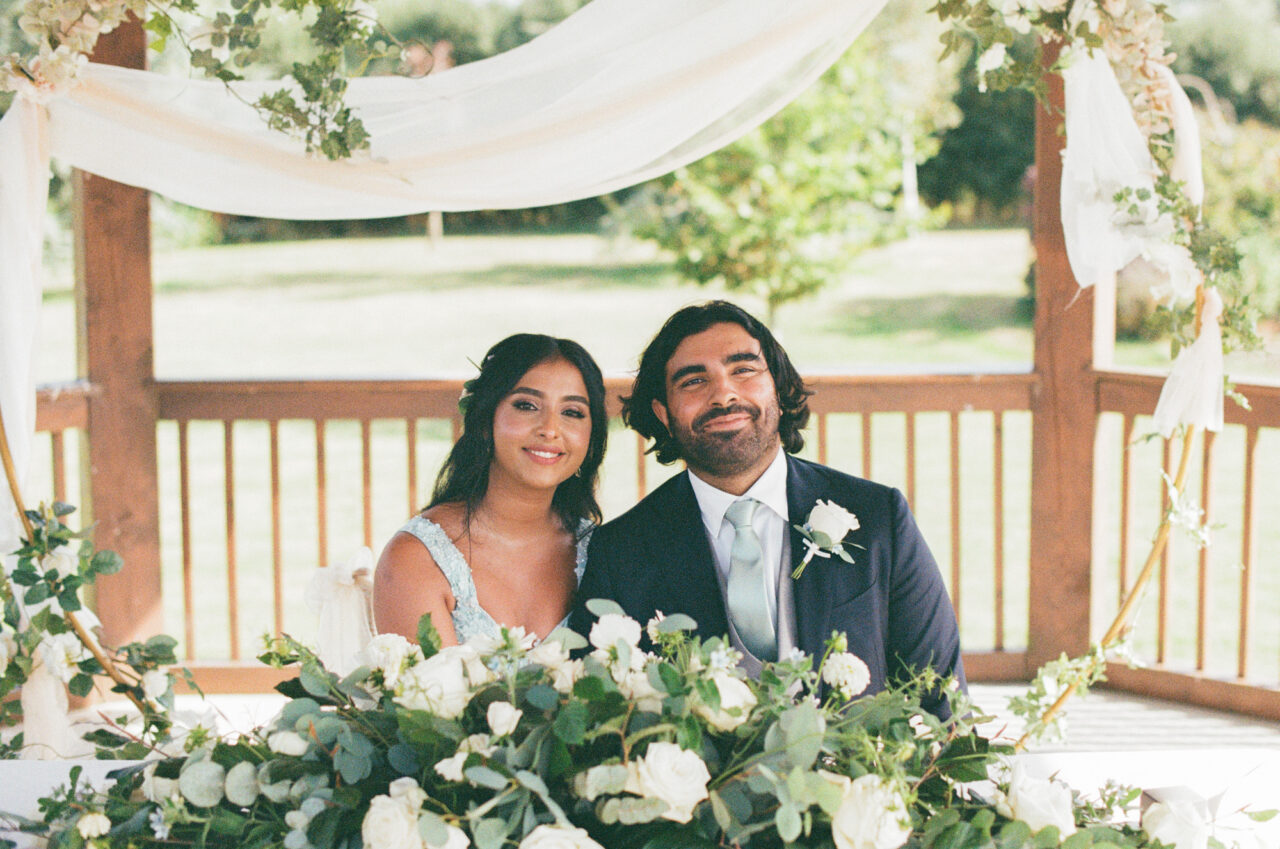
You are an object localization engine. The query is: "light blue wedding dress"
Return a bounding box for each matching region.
[395,515,590,643]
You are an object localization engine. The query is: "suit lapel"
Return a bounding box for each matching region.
[653,472,729,640]
[786,456,830,657]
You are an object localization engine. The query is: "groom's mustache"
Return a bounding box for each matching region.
[692,403,760,431]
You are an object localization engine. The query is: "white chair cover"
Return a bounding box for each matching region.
[306,547,377,677]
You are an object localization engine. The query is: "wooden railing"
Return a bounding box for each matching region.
[29,369,1280,715]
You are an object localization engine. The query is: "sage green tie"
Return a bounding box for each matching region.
[724,498,777,662]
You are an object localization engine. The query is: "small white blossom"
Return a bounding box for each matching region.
[589,613,642,652]
[141,669,171,708]
[35,631,89,683]
[624,742,711,824]
[822,652,871,699]
[148,809,170,840]
[41,548,79,579]
[76,812,111,839]
[692,672,757,732]
[645,612,666,643]
[487,701,522,737]
[434,752,468,782]
[387,777,427,810]
[360,634,422,689]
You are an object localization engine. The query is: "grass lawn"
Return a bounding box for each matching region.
[28,228,1280,683]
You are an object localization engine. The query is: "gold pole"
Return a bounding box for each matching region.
[1017,284,1211,751]
[0,398,150,715]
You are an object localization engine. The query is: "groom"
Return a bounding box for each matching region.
[571,301,965,718]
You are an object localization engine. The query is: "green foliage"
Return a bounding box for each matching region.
[625,1,959,325]
[1168,0,1280,126]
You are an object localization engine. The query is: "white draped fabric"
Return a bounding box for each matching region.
[0,0,888,540]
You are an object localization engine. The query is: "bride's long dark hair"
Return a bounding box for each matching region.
[428,334,608,536]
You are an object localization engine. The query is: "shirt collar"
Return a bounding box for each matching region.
[688,446,790,531]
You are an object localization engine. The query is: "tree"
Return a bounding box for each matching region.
[626,2,959,327]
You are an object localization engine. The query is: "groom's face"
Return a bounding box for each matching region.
[652,321,781,484]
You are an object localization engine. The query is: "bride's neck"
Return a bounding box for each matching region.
[472,479,558,535]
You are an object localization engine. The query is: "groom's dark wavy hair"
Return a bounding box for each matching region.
[429,334,607,535]
[623,301,812,465]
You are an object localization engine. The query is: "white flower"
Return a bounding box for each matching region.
[589,613,642,651]
[822,652,871,699]
[361,794,420,849]
[41,548,79,579]
[616,669,664,713]
[141,669,171,707]
[830,775,912,849]
[460,733,496,757]
[35,631,89,683]
[0,628,17,670]
[517,824,604,849]
[387,776,427,811]
[394,647,478,719]
[625,742,711,824]
[179,759,226,808]
[487,701,522,737]
[284,810,310,831]
[225,761,259,806]
[1143,800,1211,849]
[76,812,112,839]
[692,672,757,732]
[268,730,312,757]
[1006,763,1076,837]
[427,824,470,849]
[360,634,422,689]
[148,809,170,840]
[645,612,666,643]
[528,640,583,692]
[977,44,1008,83]
[806,500,860,543]
[434,752,468,782]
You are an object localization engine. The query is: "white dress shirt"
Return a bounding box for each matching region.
[688,447,791,629]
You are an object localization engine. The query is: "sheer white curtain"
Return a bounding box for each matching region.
[0,0,889,536]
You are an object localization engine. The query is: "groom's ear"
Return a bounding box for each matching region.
[651,399,669,431]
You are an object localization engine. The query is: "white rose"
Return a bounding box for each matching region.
[517,824,604,849]
[35,631,88,683]
[589,613,642,651]
[487,701,522,737]
[626,742,711,824]
[1006,764,1076,837]
[179,760,226,808]
[548,658,583,694]
[527,640,569,670]
[453,644,497,686]
[0,629,18,670]
[362,795,420,849]
[268,730,312,757]
[1142,800,1210,849]
[395,649,475,719]
[361,634,421,688]
[141,669,171,707]
[822,652,871,699]
[388,777,427,811]
[830,775,912,849]
[41,548,79,579]
[76,812,112,839]
[692,672,757,731]
[427,824,470,849]
[434,752,468,782]
[225,761,260,806]
[460,733,496,757]
[806,500,859,544]
[617,669,664,713]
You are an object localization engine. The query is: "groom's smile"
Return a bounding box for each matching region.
[653,321,782,492]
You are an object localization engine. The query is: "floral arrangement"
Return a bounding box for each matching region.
[7,600,1265,849]
[1,0,399,158]
[791,501,863,580]
[1,503,181,759]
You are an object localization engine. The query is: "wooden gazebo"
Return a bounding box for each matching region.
[33,24,1280,718]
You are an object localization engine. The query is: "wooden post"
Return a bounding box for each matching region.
[73,17,163,646]
[1027,42,1103,670]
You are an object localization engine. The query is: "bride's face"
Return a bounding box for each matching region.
[489,357,593,493]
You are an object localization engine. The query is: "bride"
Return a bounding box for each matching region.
[373,334,608,646]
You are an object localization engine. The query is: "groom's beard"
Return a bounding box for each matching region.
[672,401,781,478]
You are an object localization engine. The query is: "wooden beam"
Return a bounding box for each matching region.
[1103,664,1280,722]
[73,16,163,647]
[1027,42,1097,669]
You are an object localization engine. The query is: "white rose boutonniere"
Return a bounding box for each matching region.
[792,499,864,579]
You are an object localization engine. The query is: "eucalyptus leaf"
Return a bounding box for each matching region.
[299,664,332,698]
[416,813,448,848]
[655,613,697,633]
[523,684,559,711]
[387,743,420,775]
[553,701,588,745]
[584,598,624,617]
[471,817,508,849]
[465,766,511,791]
[1060,831,1095,849]
[775,802,802,843]
[89,550,124,576]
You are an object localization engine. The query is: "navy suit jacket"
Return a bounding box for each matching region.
[570,454,966,718]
